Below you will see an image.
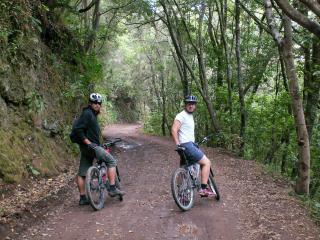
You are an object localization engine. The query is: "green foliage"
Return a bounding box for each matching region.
[26,92,45,114]
[0,0,102,183]
[26,164,40,176]
[0,1,44,60]
[245,92,293,159]
[143,110,163,135]
[99,99,118,125]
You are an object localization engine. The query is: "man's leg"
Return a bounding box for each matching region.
[198,156,215,197]
[77,146,93,205]
[76,175,86,195]
[107,167,116,185]
[76,174,90,205]
[94,146,125,197]
[198,155,211,185]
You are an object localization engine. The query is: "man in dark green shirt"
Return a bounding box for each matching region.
[73,93,125,205]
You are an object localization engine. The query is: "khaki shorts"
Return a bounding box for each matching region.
[78,145,117,177]
[94,146,117,168]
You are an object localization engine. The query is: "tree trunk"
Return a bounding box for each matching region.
[159,50,170,136]
[216,0,234,134]
[196,1,222,134]
[304,37,320,141]
[84,0,100,52]
[274,0,320,38]
[171,49,189,96]
[235,0,246,157]
[264,0,310,194]
[265,70,281,164]
[82,0,89,28]
[282,15,310,194]
[177,32,190,95]
[160,0,222,135]
[281,129,290,174]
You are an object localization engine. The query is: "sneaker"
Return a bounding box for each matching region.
[108,188,125,197]
[79,196,90,205]
[199,188,215,197]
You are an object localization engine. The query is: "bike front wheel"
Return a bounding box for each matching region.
[208,173,220,201]
[171,167,194,211]
[86,166,106,210]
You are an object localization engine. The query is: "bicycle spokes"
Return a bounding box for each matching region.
[86,166,106,210]
[171,168,194,211]
[90,172,100,190]
[177,173,191,205]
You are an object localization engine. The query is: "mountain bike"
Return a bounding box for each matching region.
[171,135,220,211]
[85,138,123,211]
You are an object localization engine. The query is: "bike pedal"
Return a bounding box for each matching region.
[200,195,208,198]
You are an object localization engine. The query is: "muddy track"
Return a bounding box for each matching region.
[5,124,320,240]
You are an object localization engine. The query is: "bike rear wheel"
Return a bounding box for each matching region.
[171,167,194,211]
[86,166,106,210]
[208,173,220,201]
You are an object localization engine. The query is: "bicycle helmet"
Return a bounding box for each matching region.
[184,95,197,103]
[89,93,102,103]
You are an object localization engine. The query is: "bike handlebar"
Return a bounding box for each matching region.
[103,138,122,148]
[175,133,213,152]
[175,134,213,151]
[196,133,213,145]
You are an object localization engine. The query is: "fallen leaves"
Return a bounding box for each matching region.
[0,168,76,226]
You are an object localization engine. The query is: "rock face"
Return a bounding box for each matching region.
[0,1,80,182]
[0,96,8,128]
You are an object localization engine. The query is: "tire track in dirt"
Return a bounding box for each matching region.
[12,124,320,240]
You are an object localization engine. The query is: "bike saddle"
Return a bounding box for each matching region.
[175,146,186,152]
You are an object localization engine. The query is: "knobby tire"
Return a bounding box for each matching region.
[86,166,105,210]
[208,173,220,201]
[171,167,194,211]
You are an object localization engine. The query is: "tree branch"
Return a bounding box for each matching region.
[240,2,272,35]
[99,0,136,16]
[265,0,283,45]
[78,0,98,13]
[124,18,162,27]
[159,0,204,96]
[274,0,320,37]
[298,0,320,17]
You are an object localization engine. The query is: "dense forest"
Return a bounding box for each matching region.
[1,0,320,220]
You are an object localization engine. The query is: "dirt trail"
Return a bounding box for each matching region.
[6,124,320,240]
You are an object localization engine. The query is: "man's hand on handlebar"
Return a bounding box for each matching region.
[88,142,99,150]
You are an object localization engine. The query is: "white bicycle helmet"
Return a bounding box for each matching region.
[89,93,102,103]
[184,95,197,103]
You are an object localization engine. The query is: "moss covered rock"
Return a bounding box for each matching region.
[0,1,83,183]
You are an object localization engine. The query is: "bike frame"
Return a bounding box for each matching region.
[176,134,214,189]
[92,138,122,186]
[86,138,123,210]
[171,134,220,211]
[104,138,122,181]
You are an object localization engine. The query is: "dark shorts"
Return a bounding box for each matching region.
[180,142,205,164]
[78,145,94,177]
[78,145,117,177]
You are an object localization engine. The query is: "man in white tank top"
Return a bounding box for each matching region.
[171,95,215,197]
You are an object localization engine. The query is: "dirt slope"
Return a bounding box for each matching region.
[4,124,320,240]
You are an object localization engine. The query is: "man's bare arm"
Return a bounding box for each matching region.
[171,120,181,145]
